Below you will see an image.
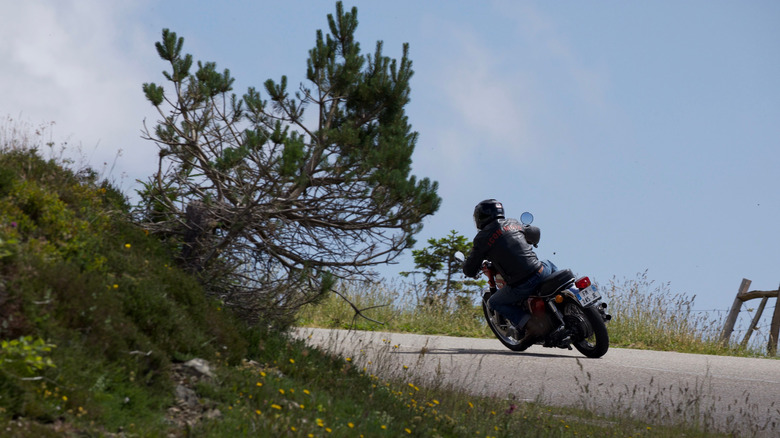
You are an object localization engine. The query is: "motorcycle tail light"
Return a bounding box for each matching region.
[575,276,591,289]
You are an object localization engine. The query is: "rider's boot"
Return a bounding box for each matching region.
[507,314,531,341]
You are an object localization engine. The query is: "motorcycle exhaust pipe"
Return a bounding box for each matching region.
[599,302,612,321]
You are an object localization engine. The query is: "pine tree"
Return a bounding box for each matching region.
[402,230,485,308]
[139,2,440,324]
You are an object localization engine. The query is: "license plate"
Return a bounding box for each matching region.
[577,284,601,307]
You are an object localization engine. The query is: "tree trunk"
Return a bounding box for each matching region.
[181,200,216,273]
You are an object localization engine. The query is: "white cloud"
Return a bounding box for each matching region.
[420,1,621,183]
[0,0,158,190]
[498,1,611,115]
[436,27,540,158]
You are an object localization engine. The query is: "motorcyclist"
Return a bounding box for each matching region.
[463,199,568,345]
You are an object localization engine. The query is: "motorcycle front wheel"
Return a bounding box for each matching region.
[563,301,609,358]
[482,301,530,351]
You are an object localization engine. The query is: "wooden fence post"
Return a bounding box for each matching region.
[768,283,780,356]
[740,297,768,348]
[720,278,751,345]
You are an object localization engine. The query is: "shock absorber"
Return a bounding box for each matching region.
[546,299,566,325]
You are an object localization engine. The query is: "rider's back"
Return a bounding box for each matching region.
[466,217,542,286]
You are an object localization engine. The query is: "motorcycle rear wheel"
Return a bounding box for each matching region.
[564,302,609,358]
[482,301,530,351]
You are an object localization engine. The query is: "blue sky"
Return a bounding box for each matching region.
[2,1,779,332]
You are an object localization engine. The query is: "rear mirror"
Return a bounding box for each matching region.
[520,212,534,225]
[454,251,465,263]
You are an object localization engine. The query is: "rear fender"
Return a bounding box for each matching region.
[558,288,581,304]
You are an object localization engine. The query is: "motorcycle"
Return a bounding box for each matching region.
[456,212,611,358]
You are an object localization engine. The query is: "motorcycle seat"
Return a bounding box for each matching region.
[535,269,575,297]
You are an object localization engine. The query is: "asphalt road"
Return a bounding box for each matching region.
[293,328,780,437]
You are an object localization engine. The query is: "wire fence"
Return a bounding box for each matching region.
[714,299,778,354]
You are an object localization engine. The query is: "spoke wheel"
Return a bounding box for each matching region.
[482,301,531,351]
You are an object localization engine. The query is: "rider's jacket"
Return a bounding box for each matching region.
[463,218,542,287]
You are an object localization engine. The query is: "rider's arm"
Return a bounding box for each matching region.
[463,233,489,278]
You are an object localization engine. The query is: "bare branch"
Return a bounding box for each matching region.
[330,288,388,328]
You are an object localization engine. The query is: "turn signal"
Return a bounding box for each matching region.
[554,295,564,304]
[575,276,591,289]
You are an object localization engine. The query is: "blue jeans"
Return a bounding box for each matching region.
[487,260,557,328]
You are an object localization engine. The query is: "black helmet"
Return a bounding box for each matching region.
[473,199,505,230]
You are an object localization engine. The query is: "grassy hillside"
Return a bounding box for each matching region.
[0,142,254,433]
[0,136,741,437]
[0,140,453,437]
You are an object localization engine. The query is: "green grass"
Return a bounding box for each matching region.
[601,272,759,355]
[298,273,767,357]
[0,122,766,437]
[299,279,493,338]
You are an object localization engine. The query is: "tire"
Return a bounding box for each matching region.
[482,301,530,351]
[563,302,609,358]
